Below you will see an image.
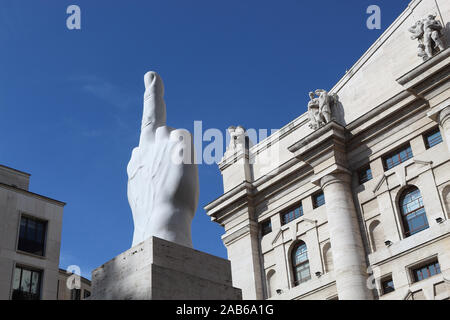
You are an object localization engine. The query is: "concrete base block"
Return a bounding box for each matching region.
[90,236,242,300]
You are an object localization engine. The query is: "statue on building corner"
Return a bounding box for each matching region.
[308,89,337,130]
[224,125,246,159]
[409,14,446,61]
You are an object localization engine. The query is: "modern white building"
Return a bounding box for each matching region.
[0,164,65,300]
[206,0,450,300]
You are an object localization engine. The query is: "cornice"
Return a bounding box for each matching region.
[0,182,66,207]
[288,121,346,156]
[396,47,450,88]
[0,164,31,177]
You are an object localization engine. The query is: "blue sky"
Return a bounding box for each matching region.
[0,0,407,279]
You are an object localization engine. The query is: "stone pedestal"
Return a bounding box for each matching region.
[90,237,242,300]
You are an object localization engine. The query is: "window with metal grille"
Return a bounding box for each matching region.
[399,187,429,237]
[383,144,413,171]
[261,220,272,236]
[281,203,303,225]
[17,216,47,256]
[292,242,311,286]
[424,128,443,149]
[381,277,395,295]
[11,266,42,300]
[312,192,325,209]
[358,165,373,184]
[412,260,441,283]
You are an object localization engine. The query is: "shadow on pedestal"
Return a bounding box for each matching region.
[90,237,242,300]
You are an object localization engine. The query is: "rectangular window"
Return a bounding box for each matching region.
[381,277,395,295]
[261,220,272,237]
[412,260,441,283]
[424,128,443,149]
[313,192,325,209]
[383,144,413,171]
[358,165,373,184]
[281,203,303,225]
[83,290,91,299]
[17,216,47,256]
[11,266,42,300]
[71,288,81,300]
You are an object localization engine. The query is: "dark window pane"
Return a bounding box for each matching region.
[292,242,311,286]
[294,208,300,219]
[424,129,443,149]
[383,145,413,171]
[84,290,91,299]
[17,216,46,256]
[261,220,272,236]
[19,219,27,239]
[412,261,441,283]
[358,166,373,184]
[28,219,36,241]
[281,204,303,225]
[313,193,325,208]
[400,187,429,237]
[71,289,81,300]
[36,223,44,243]
[11,266,41,300]
[381,278,395,295]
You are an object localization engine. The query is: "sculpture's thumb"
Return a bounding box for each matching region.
[139,71,167,146]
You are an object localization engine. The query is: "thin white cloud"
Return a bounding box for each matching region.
[69,75,139,110]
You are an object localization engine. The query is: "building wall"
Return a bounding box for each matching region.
[0,165,65,300]
[206,0,450,300]
[57,269,91,300]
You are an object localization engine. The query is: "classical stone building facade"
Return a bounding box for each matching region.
[57,268,91,300]
[205,0,450,300]
[0,165,65,300]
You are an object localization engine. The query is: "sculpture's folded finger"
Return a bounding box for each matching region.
[139,71,167,146]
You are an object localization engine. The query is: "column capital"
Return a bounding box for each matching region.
[310,164,351,187]
[319,171,352,190]
[427,98,450,123]
[438,105,450,127]
[289,121,349,179]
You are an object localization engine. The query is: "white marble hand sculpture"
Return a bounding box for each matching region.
[127,71,199,248]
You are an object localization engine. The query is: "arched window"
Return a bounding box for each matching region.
[292,242,311,286]
[399,187,429,237]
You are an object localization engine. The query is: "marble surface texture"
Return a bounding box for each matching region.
[127,71,199,248]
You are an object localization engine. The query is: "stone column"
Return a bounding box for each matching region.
[438,106,450,151]
[289,121,372,299]
[320,173,372,300]
[223,221,264,300]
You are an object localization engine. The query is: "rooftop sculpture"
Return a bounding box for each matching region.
[409,14,446,61]
[307,89,337,130]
